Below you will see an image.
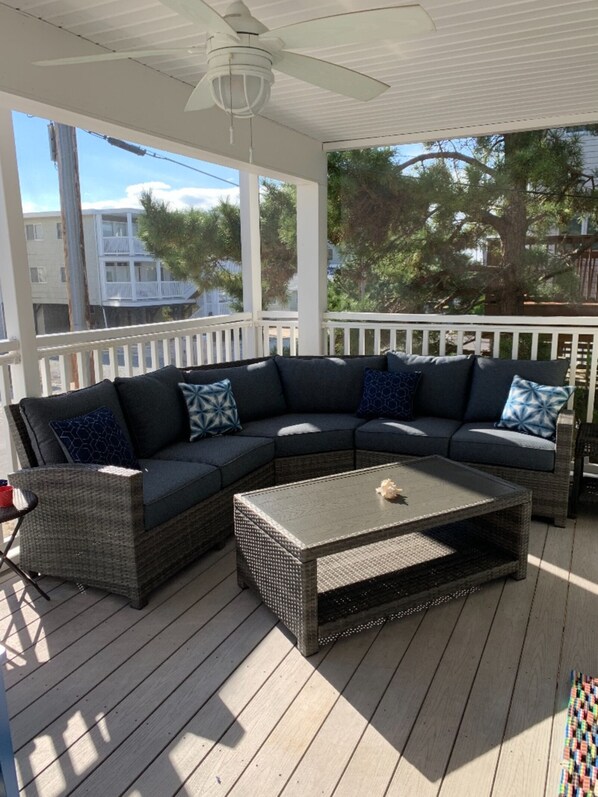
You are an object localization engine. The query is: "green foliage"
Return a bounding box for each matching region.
[328,128,598,315]
[137,180,297,311]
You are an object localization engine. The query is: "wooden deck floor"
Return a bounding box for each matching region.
[1,503,597,797]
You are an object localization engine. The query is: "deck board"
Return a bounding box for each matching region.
[491,523,575,797]
[281,613,423,796]
[439,522,549,796]
[386,579,505,796]
[545,512,598,796]
[0,508,594,797]
[334,598,465,796]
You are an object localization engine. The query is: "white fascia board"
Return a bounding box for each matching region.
[0,5,326,186]
[323,113,598,151]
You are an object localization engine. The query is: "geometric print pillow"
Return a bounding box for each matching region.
[178,379,242,441]
[356,368,422,420]
[495,374,575,440]
[49,406,139,469]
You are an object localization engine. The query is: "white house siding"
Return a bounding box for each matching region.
[25,214,68,306]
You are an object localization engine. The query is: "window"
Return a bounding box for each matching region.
[60,267,67,283]
[56,222,63,239]
[105,261,131,282]
[102,215,128,238]
[29,267,47,283]
[134,262,157,282]
[25,223,43,241]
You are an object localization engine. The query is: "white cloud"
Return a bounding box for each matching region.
[81,181,239,211]
[21,200,44,213]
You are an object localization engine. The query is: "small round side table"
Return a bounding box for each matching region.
[0,489,50,601]
[570,422,598,518]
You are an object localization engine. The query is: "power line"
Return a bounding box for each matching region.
[86,131,240,187]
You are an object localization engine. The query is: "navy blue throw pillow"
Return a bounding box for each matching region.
[356,369,422,420]
[50,406,139,469]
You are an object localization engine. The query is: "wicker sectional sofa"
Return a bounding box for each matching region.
[5,352,575,607]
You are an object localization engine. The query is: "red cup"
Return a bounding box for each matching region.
[0,486,14,507]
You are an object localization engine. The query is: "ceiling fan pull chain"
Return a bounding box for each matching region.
[249,117,254,164]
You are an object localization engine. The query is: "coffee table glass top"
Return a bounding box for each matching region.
[238,455,528,551]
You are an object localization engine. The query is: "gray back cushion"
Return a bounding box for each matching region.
[464,357,570,421]
[19,379,132,466]
[387,352,473,420]
[114,365,187,457]
[184,359,286,422]
[274,355,386,413]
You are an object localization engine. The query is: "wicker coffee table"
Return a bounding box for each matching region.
[234,455,531,656]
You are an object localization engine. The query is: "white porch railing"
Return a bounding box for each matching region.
[36,314,254,395]
[322,311,598,421]
[255,311,598,422]
[1,311,597,475]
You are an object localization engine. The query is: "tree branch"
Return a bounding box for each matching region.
[397,151,496,177]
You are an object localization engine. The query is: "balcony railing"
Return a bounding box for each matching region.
[0,311,597,473]
[102,280,195,302]
[101,236,147,256]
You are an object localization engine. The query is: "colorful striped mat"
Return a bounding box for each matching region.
[559,671,598,796]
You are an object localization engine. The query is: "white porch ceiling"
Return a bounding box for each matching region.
[2,0,598,149]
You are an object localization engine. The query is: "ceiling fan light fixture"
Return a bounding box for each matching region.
[207,45,274,118]
[209,65,272,117]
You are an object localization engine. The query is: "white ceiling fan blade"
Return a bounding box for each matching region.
[160,0,239,40]
[274,52,388,102]
[34,49,198,66]
[261,5,435,50]
[185,74,214,112]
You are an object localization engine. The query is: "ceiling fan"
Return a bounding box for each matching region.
[35,0,435,120]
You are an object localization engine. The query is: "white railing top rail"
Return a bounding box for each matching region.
[323,311,598,331]
[0,339,20,366]
[36,313,253,354]
[258,310,299,321]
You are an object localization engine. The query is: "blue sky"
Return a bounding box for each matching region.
[13,111,426,214]
[13,111,241,213]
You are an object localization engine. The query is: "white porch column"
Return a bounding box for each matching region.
[240,171,262,358]
[0,107,39,399]
[296,179,327,355]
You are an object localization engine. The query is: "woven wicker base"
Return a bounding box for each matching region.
[235,458,531,656]
[317,521,517,636]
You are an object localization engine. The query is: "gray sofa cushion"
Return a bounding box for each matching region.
[240,413,366,457]
[138,458,221,530]
[387,352,473,420]
[450,422,556,472]
[184,359,286,422]
[19,380,133,466]
[355,417,462,457]
[275,355,386,413]
[153,436,274,488]
[115,365,187,457]
[464,357,569,422]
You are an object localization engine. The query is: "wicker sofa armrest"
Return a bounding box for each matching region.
[8,463,144,532]
[8,464,147,601]
[554,409,575,475]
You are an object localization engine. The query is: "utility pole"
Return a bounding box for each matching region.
[49,122,93,386]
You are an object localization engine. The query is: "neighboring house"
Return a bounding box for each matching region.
[194,260,241,318]
[24,208,198,333]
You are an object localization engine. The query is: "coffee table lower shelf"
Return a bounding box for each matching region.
[236,518,523,656]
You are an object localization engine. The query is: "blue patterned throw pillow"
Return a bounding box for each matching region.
[495,374,575,440]
[356,368,422,420]
[49,406,139,469]
[179,379,242,441]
